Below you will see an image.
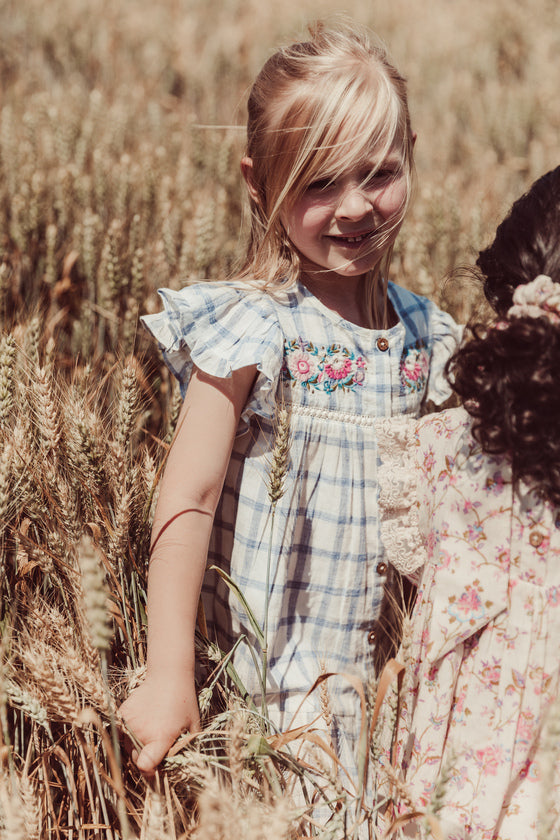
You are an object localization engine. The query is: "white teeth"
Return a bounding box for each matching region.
[342,235,364,242]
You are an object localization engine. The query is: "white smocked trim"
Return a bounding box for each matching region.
[290,403,379,427]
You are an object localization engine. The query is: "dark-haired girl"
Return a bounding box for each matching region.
[376,166,560,838]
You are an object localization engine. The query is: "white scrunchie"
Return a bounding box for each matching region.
[508,275,560,323]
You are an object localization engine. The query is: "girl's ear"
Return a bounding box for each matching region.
[241,157,260,204]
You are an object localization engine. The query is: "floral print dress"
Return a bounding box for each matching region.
[141,279,462,789]
[376,408,560,839]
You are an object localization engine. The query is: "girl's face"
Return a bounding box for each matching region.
[280,152,407,284]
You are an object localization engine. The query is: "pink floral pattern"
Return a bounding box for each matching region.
[283,337,366,392]
[400,341,430,393]
[377,408,560,839]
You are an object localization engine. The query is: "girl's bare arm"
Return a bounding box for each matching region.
[119,363,257,774]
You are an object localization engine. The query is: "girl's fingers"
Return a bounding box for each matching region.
[136,740,173,775]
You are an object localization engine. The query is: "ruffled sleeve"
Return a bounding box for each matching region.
[425,304,464,405]
[376,415,427,584]
[141,282,285,423]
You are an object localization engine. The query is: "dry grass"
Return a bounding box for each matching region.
[0,0,559,836]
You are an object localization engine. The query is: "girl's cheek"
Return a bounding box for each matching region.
[378,180,407,219]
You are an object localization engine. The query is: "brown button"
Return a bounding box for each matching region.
[377,337,389,352]
[529,531,544,548]
[367,628,377,644]
[376,562,388,574]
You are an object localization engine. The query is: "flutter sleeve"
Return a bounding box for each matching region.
[141,282,285,423]
[425,304,464,405]
[376,415,428,584]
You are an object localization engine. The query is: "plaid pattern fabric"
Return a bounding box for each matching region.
[141,280,462,777]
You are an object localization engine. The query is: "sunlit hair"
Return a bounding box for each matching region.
[236,20,415,324]
[447,165,560,506]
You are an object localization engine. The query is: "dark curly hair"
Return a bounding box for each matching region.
[447,165,560,507]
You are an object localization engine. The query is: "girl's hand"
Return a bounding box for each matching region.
[119,673,200,775]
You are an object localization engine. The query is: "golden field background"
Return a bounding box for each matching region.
[0,0,558,837]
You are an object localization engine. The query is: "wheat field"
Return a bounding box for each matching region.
[0,0,559,836]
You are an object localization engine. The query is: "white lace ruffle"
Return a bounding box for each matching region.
[376,416,427,582]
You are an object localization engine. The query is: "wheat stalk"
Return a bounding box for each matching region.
[262,401,291,724]
[0,335,17,428]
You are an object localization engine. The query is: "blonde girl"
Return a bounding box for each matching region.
[120,20,462,793]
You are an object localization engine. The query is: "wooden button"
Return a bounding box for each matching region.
[529,531,544,548]
[367,628,377,644]
[376,562,388,574]
[377,337,389,352]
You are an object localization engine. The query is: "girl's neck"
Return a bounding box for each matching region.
[300,272,398,330]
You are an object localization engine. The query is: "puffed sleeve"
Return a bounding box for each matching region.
[425,304,464,405]
[376,415,428,584]
[141,282,285,423]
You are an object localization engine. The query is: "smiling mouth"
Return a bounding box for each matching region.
[328,231,373,245]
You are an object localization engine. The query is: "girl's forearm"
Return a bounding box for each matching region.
[144,507,213,680]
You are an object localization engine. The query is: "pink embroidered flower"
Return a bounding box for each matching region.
[457,587,482,615]
[401,345,430,392]
[324,354,352,381]
[287,349,318,383]
[438,548,454,569]
[448,584,487,623]
[473,744,504,776]
[480,657,501,687]
[402,348,429,380]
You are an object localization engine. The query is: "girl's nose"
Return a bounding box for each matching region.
[334,186,372,220]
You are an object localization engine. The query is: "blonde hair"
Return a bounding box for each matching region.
[237,20,416,323]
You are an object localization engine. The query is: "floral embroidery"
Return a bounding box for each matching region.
[283,338,366,392]
[480,657,501,688]
[400,341,430,393]
[285,348,319,383]
[472,744,505,776]
[447,582,489,624]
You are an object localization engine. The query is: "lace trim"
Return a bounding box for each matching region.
[376,417,427,580]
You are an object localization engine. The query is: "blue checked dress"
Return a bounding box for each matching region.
[141,279,462,787]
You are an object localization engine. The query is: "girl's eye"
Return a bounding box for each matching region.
[363,168,395,187]
[307,178,334,192]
